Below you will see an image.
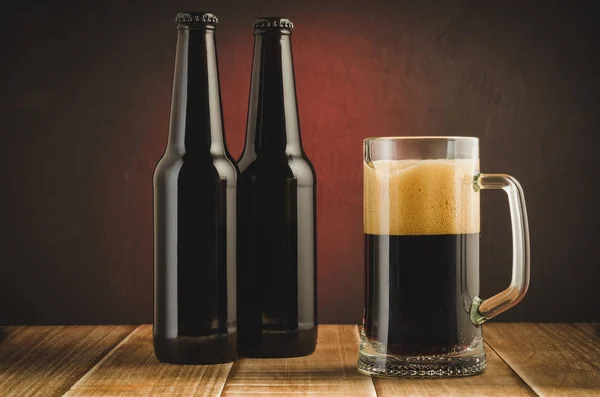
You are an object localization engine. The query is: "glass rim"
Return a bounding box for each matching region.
[364,136,479,144]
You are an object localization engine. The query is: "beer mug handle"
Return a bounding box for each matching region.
[470,174,530,325]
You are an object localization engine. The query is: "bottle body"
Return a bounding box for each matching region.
[237,18,318,357]
[238,155,317,357]
[153,13,238,364]
[154,154,237,363]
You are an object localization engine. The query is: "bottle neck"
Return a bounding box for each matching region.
[168,27,226,156]
[244,31,303,157]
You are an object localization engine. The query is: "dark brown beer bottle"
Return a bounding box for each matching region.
[153,12,238,364]
[238,17,318,357]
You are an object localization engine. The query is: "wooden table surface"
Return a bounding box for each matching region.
[0,324,598,396]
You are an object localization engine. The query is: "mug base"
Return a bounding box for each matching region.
[357,353,487,377]
[357,332,487,378]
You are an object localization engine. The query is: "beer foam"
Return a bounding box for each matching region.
[364,159,480,235]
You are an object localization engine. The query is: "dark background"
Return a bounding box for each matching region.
[1,0,599,325]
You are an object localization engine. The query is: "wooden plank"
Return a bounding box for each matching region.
[222,325,377,397]
[0,325,134,397]
[485,323,600,397]
[372,342,536,397]
[64,325,233,396]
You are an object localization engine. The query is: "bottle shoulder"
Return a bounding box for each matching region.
[154,151,238,185]
[237,153,315,185]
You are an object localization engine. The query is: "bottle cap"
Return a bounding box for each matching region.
[176,12,218,28]
[253,17,294,31]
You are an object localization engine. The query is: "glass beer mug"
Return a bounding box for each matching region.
[359,137,530,377]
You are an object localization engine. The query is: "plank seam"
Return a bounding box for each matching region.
[220,359,240,396]
[369,374,379,397]
[354,325,379,397]
[62,325,141,395]
[484,340,540,397]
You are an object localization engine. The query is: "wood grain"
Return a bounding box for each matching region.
[1,324,598,396]
[372,344,535,397]
[64,325,233,396]
[0,325,134,397]
[221,325,376,396]
[485,323,600,397]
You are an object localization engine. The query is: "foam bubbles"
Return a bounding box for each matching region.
[364,159,480,235]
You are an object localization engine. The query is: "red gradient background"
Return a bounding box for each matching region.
[1,0,599,324]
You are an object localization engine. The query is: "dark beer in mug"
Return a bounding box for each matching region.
[362,160,481,358]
